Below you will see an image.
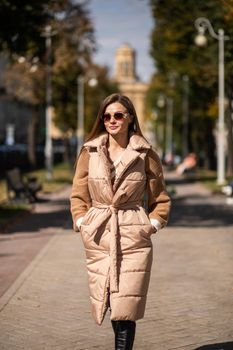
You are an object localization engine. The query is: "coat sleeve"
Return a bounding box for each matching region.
[145,148,171,229]
[70,147,91,232]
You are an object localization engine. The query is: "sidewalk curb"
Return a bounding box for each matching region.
[0,231,63,313]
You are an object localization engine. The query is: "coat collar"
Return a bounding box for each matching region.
[84,132,151,195]
[84,132,151,151]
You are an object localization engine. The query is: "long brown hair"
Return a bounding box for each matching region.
[85,93,144,142]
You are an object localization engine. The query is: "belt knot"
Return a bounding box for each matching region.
[91,199,142,293]
[109,205,118,214]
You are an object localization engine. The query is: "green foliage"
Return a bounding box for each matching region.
[0,0,50,57]
[1,0,117,137]
[147,0,233,169]
[4,60,45,105]
[29,162,73,193]
[53,63,119,135]
[84,65,119,135]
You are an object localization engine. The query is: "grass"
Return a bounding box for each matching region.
[0,181,7,203]
[28,162,73,194]
[0,162,74,231]
[184,169,233,193]
[0,162,73,203]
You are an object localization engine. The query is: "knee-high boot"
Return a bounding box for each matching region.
[111,320,136,350]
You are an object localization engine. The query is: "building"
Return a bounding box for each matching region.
[114,43,149,129]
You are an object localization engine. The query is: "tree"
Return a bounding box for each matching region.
[2,0,119,166]
[148,0,233,173]
[50,2,119,147]
[221,0,233,175]
[84,64,119,135]
[51,0,96,135]
[0,0,50,57]
[2,0,98,165]
[4,59,45,167]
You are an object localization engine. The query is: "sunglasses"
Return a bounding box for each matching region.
[101,111,129,122]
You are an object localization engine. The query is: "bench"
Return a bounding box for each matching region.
[5,167,42,203]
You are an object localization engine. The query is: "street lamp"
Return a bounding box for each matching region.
[42,25,56,180]
[195,17,229,184]
[157,94,173,163]
[182,75,189,158]
[165,97,173,161]
[77,76,97,155]
[77,76,84,156]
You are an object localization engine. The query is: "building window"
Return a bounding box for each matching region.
[120,61,130,77]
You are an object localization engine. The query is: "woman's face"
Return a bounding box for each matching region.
[102,102,132,137]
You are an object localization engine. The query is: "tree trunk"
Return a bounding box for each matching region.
[205,119,216,170]
[27,107,37,169]
[63,137,70,163]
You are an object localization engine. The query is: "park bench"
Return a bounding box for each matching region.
[5,167,42,203]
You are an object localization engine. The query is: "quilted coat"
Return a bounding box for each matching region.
[70,132,171,325]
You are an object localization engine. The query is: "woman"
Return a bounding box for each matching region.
[70,93,171,349]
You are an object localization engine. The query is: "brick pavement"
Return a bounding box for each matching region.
[0,188,71,298]
[0,175,233,349]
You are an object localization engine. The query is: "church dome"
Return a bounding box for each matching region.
[116,43,135,54]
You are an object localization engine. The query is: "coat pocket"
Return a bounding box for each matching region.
[137,207,157,237]
[80,207,98,234]
[79,208,93,238]
[80,207,95,226]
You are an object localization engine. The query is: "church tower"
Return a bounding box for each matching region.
[115,43,137,83]
[114,44,148,130]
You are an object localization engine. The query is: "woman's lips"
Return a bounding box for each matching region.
[109,126,118,129]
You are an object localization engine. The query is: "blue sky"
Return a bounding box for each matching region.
[87,0,154,82]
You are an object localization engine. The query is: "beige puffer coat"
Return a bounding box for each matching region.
[70,132,171,325]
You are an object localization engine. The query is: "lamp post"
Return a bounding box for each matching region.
[157,94,173,163]
[182,75,189,158]
[42,25,55,180]
[195,17,229,184]
[165,73,176,164]
[165,97,173,160]
[76,76,97,155]
[77,76,84,156]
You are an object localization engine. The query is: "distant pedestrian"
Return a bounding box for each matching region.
[70,93,171,349]
[176,153,197,175]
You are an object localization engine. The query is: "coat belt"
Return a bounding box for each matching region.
[91,200,141,293]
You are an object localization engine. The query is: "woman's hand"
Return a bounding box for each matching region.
[150,218,161,233]
[76,217,84,231]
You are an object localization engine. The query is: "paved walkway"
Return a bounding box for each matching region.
[0,175,233,349]
[0,188,71,297]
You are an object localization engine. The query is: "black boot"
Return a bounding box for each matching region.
[111,320,136,350]
[111,320,117,334]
